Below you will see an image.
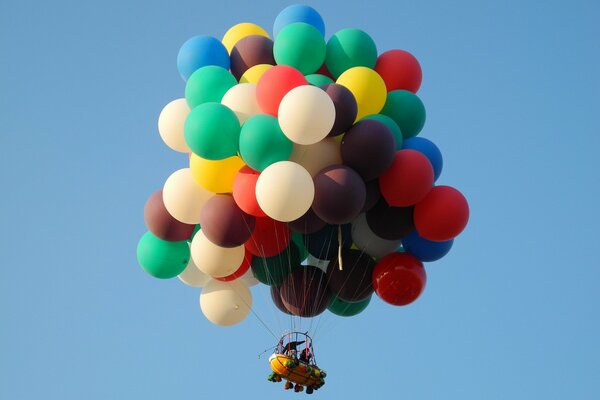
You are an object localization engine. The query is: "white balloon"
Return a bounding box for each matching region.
[163,168,213,224]
[289,138,342,177]
[178,254,211,287]
[200,279,252,326]
[158,98,191,153]
[351,213,402,259]
[278,85,336,145]
[191,230,245,278]
[221,83,261,125]
[239,268,259,287]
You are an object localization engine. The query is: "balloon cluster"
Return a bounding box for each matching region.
[137,5,469,326]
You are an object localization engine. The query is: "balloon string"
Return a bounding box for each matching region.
[338,224,343,270]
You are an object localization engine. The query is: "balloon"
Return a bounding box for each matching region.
[239,114,293,171]
[327,248,376,302]
[245,216,291,257]
[279,266,331,317]
[137,231,190,279]
[215,248,253,281]
[177,35,230,81]
[239,267,260,287]
[221,83,261,124]
[351,213,403,258]
[271,286,292,315]
[290,231,309,261]
[401,230,454,262]
[363,179,382,212]
[189,154,245,193]
[144,190,196,241]
[199,279,252,326]
[230,35,275,80]
[232,166,267,217]
[336,67,387,120]
[274,23,326,75]
[312,165,366,225]
[379,149,434,207]
[362,114,403,150]
[380,90,426,139]
[255,161,314,222]
[305,74,334,86]
[278,85,336,145]
[255,65,307,116]
[326,29,377,78]
[402,137,443,182]
[184,102,240,160]
[239,63,273,84]
[251,244,300,286]
[413,186,469,242]
[185,66,237,108]
[273,4,325,37]
[341,119,396,181]
[328,294,371,317]
[178,254,211,287]
[288,208,327,234]
[373,252,426,306]
[304,223,352,261]
[222,22,270,54]
[199,194,255,247]
[366,198,415,241]
[158,98,191,153]
[190,230,245,278]
[320,83,357,137]
[375,49,422,93]
[288,137,342,177]
[162,168,213,224]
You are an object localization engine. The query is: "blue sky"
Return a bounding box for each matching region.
[1,0,599,399]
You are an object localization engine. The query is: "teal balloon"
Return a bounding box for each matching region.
[305,73,334,86]
[291,231,308,261]
[325,29,377,78]
[251,244,300,286]
[185,66,237,108]
[239,114,292,171]
[328,294,371,317]
[362,114,403,150]
[137,231,190,279]
[184,102,240,160]
[273,23,326,75]
[380,90,426,139]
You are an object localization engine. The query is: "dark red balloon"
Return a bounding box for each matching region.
[320,84,357,137]
[312,165,366,225]
[373,252,426,306]
[215,248,252,282]
[363,179,382,212]
[230,35,275,81]
[375,50,422,93]
[256,65,307,116]
[271,286,292,315]
[288,208,327,234]
[366,198,415,240]
[379,149,434,207]
[316,62,334,80]
[327,248,376,303]
[279,266,331,317]
[144,190,196,241]
[341,119,396,181]
[199,194,255,247]
[233,166,266,217]
[244,216,291,257]
[414,185,469,242]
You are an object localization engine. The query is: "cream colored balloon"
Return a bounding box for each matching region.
[200,279,252,326]
[278,85,336,145]
[221,83,261,124]
[191,230,245,278]
[163,168,213,224]
[157,98,191,153]
[239,268,259,287]
[178,253,211,287]
[289,137,342,177]
[351,213,402,259]
[255,161,314,222]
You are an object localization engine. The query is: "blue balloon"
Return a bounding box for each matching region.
[401,137,443,181]
[177,36,230,81]
[401,230,453,262]
[273,5,325,37]
[304,224,352,261]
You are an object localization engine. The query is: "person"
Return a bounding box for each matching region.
[282,340,304,359]
[298,347,311,364]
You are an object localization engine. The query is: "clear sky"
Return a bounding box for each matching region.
[1,0,599,399]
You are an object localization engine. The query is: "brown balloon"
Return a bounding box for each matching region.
[279,266,331,317]
[199,194,256,247]
[312,165,366,225]
[288,208,327,234]
[327,248,376,303]
[363,179,382,212]
[320,83,358,137]
[144,190,196,241]
[230,35,275,81]
[366,197,415,240]
[271,286,292,315]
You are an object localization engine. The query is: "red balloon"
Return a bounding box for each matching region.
[316,62,335,80]
[255,65,307,116]
[414,185,469,241]
[233,166,266,217]
[375,50,422,93]
[215,248,253,282]
[244,216,291,257]
[379,150,434,207]
[144,190,196,241]
[373,252,426,306]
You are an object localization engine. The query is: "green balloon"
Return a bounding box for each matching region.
[328,294,371,317]
[380,90,426,139]
[184,102,240,160]
[239,114,293,171]
[273,23,326,75]
[362,114,403,150]
[136,231,190,279]
[305,73,334,86]
[291,231,308,261]
[251,245,300,286]
[185,66,237,108]
[325,28,377,78]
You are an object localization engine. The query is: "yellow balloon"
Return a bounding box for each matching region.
[240,64,273,84]
[190,154,245,193]
[222,22,270,54]
[336,67,387,121]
